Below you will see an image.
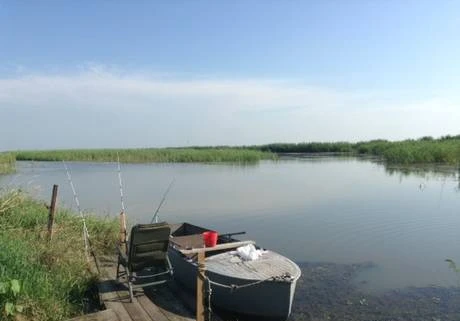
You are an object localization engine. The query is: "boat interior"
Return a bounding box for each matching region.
[168,222,253,257]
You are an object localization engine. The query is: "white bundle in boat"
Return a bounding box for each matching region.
[236,244,266,261]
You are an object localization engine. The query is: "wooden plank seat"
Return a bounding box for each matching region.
[169,234,255,255]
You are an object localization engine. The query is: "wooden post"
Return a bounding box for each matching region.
[196,251,206,321]
[47,184,58,241]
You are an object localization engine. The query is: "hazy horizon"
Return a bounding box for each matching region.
[3,132,460,153]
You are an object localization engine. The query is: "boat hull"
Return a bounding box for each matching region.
[168,247,298,320]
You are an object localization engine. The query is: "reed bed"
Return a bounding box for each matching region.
[257,135,460,165]
[0,190,118,321]
[7,135,460,166]
[257,142,354,154]
[15,148,275,163]
[0,153,16,174]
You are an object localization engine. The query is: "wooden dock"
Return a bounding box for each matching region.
[69,256,200,321]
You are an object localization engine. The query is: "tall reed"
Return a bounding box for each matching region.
[7,134,460,166]
[257,135,460,165]
[15,148,275,163]
[0,153,15,174]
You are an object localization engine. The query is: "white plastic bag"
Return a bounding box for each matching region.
[236,244,265,261]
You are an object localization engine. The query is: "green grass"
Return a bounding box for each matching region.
[0,190,118,321]
[256,135,460,165]
[0,153,16,174]
[14,148,275,163]
[7,134,460,166]
[257,142,354,154]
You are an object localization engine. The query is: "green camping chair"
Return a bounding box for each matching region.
[116,222,173,301]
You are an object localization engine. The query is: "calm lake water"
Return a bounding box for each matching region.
[1,157,460,292]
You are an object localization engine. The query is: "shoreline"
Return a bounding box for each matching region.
[1,135,459,170]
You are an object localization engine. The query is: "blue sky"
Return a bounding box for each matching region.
[1,1,459,150]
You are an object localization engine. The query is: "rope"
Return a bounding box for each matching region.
[205,273,293,292]
[206,277,213,321]
[203,272,294,319]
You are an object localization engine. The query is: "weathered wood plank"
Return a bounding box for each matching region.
[196,252,205,321]
[97,279,133,321]
[144,283,195,321]
[122,299,154,321]
[113,284,154,321]
[96,255,214,321]
[177,240,255,255]
[137,295,171,321]
[66,309,119,321]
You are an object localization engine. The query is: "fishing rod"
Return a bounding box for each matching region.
[151,178,175,223]
[63,161,99,272]
[219,231,246,240]
[63,161,89,254]
[117,153,128,252]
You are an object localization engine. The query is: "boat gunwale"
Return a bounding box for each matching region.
[167,222,301,282]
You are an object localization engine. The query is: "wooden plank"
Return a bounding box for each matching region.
[178,240,255,255]
[196,251,205,321]
[144,283,195,321]
[115,286,154,321]
[107,277,153,321]
[170,234,204,249]
[66,309,119,321]
[159,309,194,321]
[97,255,202,321]
[97,279,133,321]
[137,295,171,321]
[94,256,135,321]
[122,299,153,321]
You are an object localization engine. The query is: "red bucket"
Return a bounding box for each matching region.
[203,231,218,247]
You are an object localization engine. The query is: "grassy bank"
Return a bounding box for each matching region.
[0,190,118,321]
[258,135,460,165]
[8,135,460,166]
[15,148,275,163]
[0,153,15,174]
[356,137,460,164]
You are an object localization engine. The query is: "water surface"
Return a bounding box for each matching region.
[1,157,459,292]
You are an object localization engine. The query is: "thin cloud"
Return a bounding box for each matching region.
[0,66,458,150]
[0,67,356,113]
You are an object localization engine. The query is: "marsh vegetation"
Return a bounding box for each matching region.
[6,135,460,167]
[0,153,15,174]
[257,135,460,165]
[0,190,118,321]
[14,148,275,164]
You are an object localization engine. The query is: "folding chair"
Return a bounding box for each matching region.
[116,222,173,301]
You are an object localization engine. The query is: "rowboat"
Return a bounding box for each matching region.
[168,223,301,320]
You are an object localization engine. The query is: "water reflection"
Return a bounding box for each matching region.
[1,157,460,293]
